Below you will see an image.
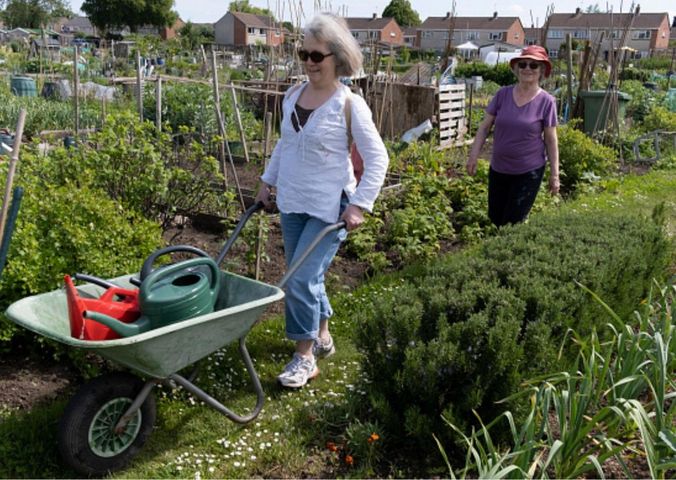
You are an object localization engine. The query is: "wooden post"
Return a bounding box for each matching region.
[229,82,250,163]
[566,34,574,121]
[467,82,474,137]
[0,109,27,243]
[73,45,80,136]
[136,50,143,122]
[155,75,162,132]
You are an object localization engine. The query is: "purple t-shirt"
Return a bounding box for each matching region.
[486,86,557,174]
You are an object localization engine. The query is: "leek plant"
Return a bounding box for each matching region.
[437,281,675,479]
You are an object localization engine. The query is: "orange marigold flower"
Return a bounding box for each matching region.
[367,433,380,443]
[326,441,338,452]
[344,454,354,465]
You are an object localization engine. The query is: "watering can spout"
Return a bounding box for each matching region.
[85,311,149,337]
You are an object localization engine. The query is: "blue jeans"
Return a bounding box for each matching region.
[280,205,347,341]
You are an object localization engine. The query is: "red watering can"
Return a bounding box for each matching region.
[64,275,140,341]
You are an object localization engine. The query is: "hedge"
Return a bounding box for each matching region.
[354,208,670,457]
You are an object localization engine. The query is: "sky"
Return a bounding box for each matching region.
[68,0,673,29]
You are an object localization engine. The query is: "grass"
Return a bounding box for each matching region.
[0,167,674,478]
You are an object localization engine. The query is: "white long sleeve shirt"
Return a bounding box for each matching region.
[261,83,389,224]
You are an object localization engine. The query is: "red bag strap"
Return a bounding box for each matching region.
[344,93,352,147]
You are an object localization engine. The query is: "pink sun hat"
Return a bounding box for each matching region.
[509,45,552,78]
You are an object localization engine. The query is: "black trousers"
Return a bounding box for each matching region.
[488,166,545,227]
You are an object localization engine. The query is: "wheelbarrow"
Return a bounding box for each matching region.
[5,202,345,476]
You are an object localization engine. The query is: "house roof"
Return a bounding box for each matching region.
[547,12,669,29]
[420,15,522,31]
[403,27,417,36]
[231,12,278,29]
[524,28,541,37]
[345,16,396,30]
[64,16,93,29]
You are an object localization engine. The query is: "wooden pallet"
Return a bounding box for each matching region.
[438,84,466,148]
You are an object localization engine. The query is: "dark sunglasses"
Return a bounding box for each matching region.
[298,49,334,63]
[518,61,541,70]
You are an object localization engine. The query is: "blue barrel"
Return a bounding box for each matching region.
[156,57,165,66]
[0,133,13,154]
[10,76,37,97]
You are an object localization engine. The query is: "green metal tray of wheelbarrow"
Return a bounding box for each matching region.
[6,270,284,379]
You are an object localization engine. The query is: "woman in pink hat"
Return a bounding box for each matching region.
[466,45,560,227]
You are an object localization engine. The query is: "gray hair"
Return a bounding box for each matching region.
[304,13,363,77]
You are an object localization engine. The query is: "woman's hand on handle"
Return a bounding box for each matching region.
[254,183,275,210]
[340,204,364,231]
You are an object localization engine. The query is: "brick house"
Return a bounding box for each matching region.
[417,12,525,52]
[345,14,403,46]
[214,11,283,47]
[544,9,671,58]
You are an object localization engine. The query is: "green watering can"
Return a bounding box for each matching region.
[85,257,220,337]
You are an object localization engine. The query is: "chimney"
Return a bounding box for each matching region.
[445,12,451,19]
[372,13,377,19]
[492,11,498,19]
[573,7,582,17]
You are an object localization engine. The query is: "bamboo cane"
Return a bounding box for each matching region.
[0,109,27,243]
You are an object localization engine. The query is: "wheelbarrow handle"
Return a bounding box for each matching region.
[277,220,346,289]
[215,201,265,266]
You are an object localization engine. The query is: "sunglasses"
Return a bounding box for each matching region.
[518,61,541,70]
[298,49,334,63]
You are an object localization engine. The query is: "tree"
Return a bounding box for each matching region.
[0,0,71,28]
[584,3,602,13]
[81,0,177,35]
[382,0,420,28]
[228,0,273,18]
[178,21,214,50]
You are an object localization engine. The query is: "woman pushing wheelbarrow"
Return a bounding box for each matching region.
[255,12,389,389]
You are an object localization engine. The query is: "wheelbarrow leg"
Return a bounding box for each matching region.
[114,380,157,433]
[168,337,265,424]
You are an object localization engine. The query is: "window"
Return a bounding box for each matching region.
[632,30,650,40]
[573,30,588,39]
[489,32,502,40]
[466,31,480,40]
[548,30,564,39]
[390,31,396,37]
[549,49,558,58]
[248,27,254,34]
[369,31,378,39]
[422,31,432,38]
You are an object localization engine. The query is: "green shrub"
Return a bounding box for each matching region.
[353,209,669,458]
[557,123,618,193]
[44,112,225,227]
[455,62,515,86]
[0,179,162,342]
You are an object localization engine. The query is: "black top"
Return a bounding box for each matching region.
[291,104,314,132]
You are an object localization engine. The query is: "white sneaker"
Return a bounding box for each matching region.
[312,334,336,359]
[277,353,319,388]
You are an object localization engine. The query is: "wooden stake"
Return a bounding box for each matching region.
[229,82,250,163]
[211,48,245,210]
[566,34,574,120]
[0,109,27,243]
[155,75,162,132]
[136,50,143,122]
[74,45,80,136]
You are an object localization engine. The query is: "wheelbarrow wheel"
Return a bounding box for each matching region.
[58,372,156,477]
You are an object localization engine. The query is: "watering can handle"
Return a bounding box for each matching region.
[139,245,211,282]
[141,257,220,296]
